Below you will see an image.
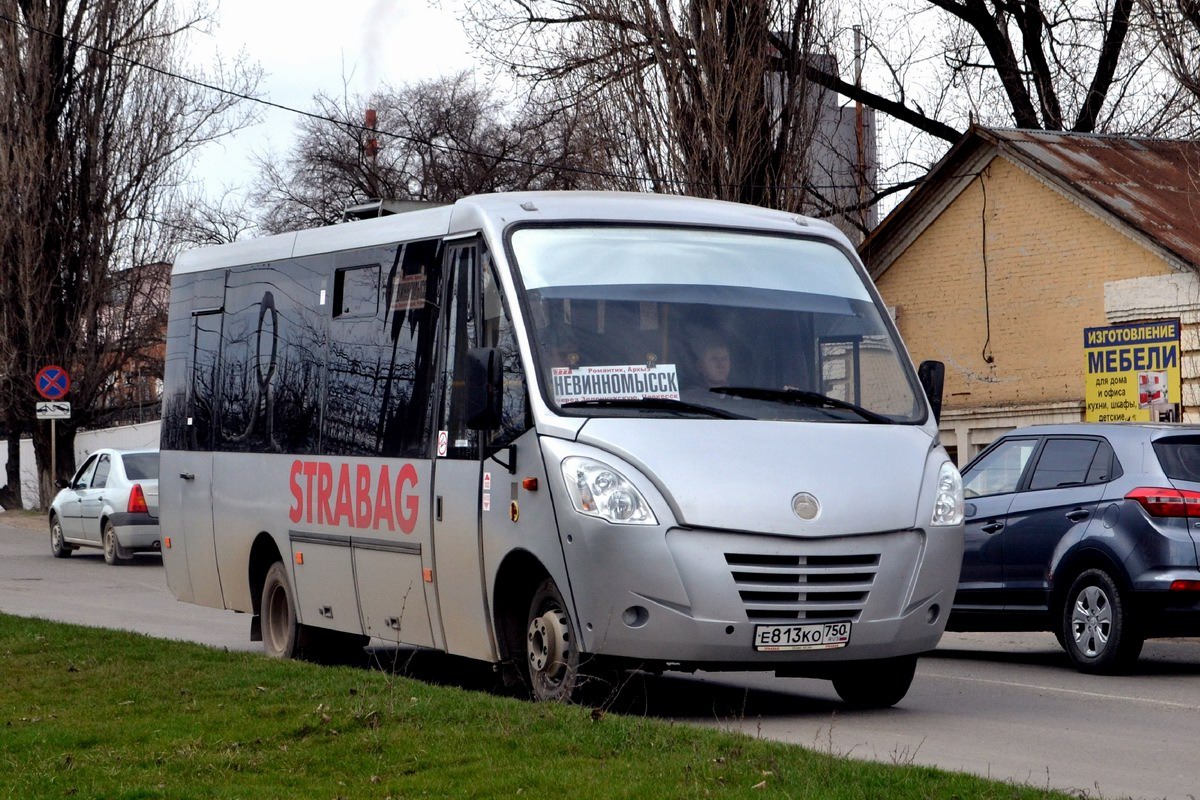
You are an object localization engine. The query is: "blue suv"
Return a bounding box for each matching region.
[949,423,1200,673]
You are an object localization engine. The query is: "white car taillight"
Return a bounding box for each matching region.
[128,484,148,514]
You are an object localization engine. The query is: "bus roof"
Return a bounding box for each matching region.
[171,191,850,276]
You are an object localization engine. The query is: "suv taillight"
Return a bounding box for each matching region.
[1125,486,1200,517]
[128,484,148,514]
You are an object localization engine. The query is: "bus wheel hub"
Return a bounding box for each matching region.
[528,610,568,676]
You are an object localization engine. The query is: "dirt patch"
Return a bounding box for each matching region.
[0,510,48,532]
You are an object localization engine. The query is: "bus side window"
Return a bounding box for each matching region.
[324,239,443,459]
[324,258,387,456]
[438,243,479,460]
[190,311,222,452]
[380,238,443,458]
[218,260,326,455]
[481,250,529,449]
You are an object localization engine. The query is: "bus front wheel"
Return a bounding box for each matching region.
[261,561,300,659]
[525,578,581,702]
[831,655,918,708]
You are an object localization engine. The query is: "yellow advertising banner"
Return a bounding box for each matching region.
[1083,320,1181,422]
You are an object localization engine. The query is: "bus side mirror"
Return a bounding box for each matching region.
[918,360,945,423]
[466,347,503,431]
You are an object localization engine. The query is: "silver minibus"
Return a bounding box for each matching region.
[160,191,964,707]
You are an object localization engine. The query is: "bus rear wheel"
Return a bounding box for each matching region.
[261,562,300,659]
[525,578,581,702]
[260,561,368,663]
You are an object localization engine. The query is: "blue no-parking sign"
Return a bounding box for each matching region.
[35,365,70,401]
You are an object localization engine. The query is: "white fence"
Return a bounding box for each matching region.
[3,421,162,510]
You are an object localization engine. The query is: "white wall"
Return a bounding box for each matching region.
[4,421,161,510]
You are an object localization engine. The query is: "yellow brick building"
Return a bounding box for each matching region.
[861,127,1200,465]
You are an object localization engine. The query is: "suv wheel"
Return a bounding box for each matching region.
[1059,568,1143,674]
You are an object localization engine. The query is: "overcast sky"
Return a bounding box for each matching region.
[192,1,477,200]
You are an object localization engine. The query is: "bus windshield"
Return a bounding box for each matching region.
[510,225,924,424]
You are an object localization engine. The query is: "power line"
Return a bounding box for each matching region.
[0,9,901,200]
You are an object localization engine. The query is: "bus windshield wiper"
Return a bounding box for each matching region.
[560,397,743,419]
[709,386,895,424]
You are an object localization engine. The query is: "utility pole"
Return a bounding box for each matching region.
[854,25,868,231]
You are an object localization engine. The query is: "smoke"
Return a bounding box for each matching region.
[362,0,403,95]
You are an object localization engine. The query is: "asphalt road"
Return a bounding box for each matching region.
[2,516,1199,800]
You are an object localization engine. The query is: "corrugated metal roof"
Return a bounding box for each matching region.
[988,128,1200,266]
[861,126,1200,275]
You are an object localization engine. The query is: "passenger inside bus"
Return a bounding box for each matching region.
[695,337,732,390]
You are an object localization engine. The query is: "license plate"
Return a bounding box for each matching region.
[753,621,851,652]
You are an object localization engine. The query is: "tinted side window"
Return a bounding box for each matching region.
[1085,439,1118,484]
[325,253,391,456]
[218,260,327,454]
[323,240,442,458]
[963,438,1038,498]
[1153,436,1200,482]
[162,271,225,451]
[92,455,111,489]
[275,259,331,455]
[190,312,222,452]
[438,244,479,460]
[217,272,265,451]
[1028,438,1100,491]
[332,265,380,318]
[482,249,529,449]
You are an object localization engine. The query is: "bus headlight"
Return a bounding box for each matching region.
[931,461,964,526]
[561,457,657,525]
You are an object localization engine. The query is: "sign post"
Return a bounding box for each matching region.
[34,366,71,493]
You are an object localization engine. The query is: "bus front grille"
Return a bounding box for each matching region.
[725,552,879,623]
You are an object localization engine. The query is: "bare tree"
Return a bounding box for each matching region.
[251,71,606,234]
[0,0,260,506]
[158,186,261,248]
[464,0,1198,226]
[465,0,831,215]
[851,0,1195,137]
[1140,0,1200,105]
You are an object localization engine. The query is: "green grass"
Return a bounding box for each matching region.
[0,614,1067,799]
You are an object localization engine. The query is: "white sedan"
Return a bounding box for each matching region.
[49,449,160,565]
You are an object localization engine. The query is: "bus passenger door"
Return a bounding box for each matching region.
[430,240,496,662]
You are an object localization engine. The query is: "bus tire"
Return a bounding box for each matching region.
[261,561,300,659]
[831,655,918,709]
[525,578,581,702]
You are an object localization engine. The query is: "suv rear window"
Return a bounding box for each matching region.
[1153,436,1200,482]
